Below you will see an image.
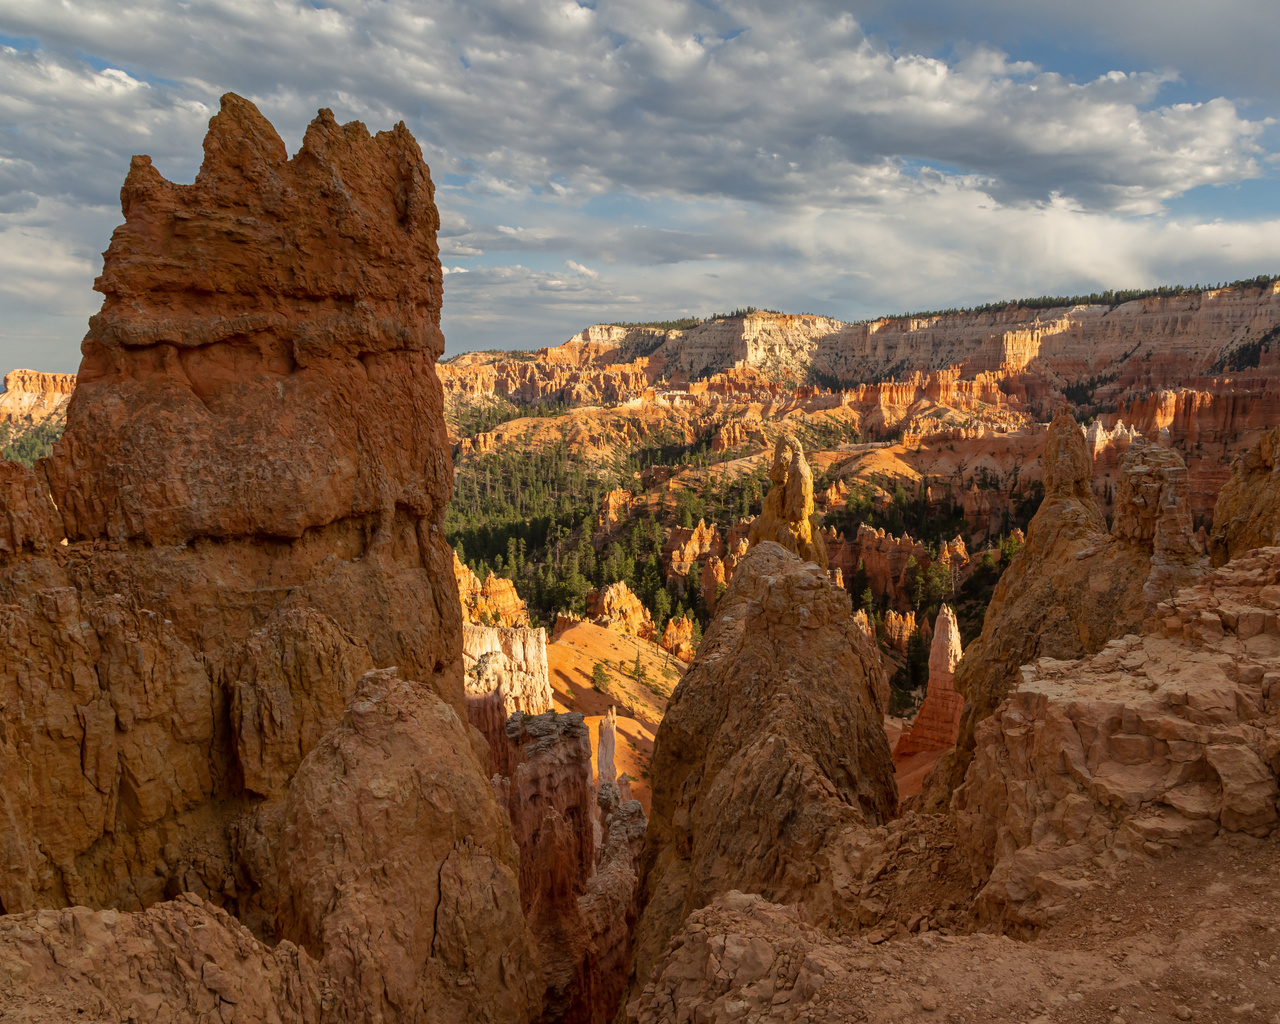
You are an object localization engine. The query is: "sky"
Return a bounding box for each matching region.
[0,1,1278,372]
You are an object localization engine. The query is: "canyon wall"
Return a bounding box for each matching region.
[0,369,76,425]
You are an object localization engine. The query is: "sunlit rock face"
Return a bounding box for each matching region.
[0,91,466,917]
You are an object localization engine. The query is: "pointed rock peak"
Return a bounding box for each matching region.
[1042,406,1095,502]
[930,604,962,681]
[198,92,288,184]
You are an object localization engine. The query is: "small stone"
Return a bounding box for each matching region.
[867,930,886,944]
[1175,1007,1193,1021]
[921,992,939,1012]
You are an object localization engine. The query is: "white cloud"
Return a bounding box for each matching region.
[0,0,1275,367]
[565,260,598,279]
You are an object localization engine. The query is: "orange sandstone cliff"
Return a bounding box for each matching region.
[0,94,549,1022]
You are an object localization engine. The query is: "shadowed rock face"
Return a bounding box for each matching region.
[627,542,894,1003]
[0,92,458,913]
[1210,425,1280,566]
[920,408,1204,809]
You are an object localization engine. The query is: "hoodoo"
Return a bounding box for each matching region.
[746,434,829,568]
[892,603,964,760]
[0,95,547,1022]
[627,542,895,1002]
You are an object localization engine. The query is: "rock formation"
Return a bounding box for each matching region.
[455,551,532,627]
[1209,425,1280,565]
[892,605,964,761]
[0,895,325,1021]
[627,542,894,1001]
[0,94,589,1024]
[463,622,553,776]
[0,369,75,425]
[277,669,542,1022]
[598,487,633,526]
[0,91,471,916]
[746,436,828,568]
[953,547,1280,926]
[491,708,649,1024]
[659,614,696,662]
[880,608,917,654]
[585,581,656,639]
[923,409,1204,807]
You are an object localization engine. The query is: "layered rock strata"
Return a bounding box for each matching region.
[0,93,564,1024]
[0,93,469,917]
[0,369,75,425]
[953,548,1280,926]
[892,605,964,760]
[628,542,894,1001]
[463,622,553,776]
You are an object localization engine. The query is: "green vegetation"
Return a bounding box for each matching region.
[607,317,702,331]
[1208,324,1280,374]
[450,399,570,437]
[884,274,1279,323]
[0,420,62,467]
[707,306,782,320]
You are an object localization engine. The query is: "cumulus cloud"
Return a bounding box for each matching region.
[0,0,1275,365]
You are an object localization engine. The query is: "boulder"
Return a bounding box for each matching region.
[276,669,542,1024]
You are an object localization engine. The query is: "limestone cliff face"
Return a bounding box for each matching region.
[0,369,75,426]
[0,94,466,928]
[1209,425,1280,566]
[446,286,1280,403]
[463,623,553,777]
[746,436,828,568]
[954,549,1280,926]
[627,543,894,1001]
[927,409,1204,807]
